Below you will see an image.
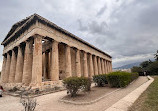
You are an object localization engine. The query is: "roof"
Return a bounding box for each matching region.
[1,13,112,58]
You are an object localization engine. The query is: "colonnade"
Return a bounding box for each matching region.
[1,34,112,86]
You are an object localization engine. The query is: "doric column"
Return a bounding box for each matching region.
[107,61,109,73]
[1,55,7,83]
[4,52,11,83]
[89,54,94,78]
[83,51,88,77]
[76,49,81,77]
[9,49,17,83]
[31,35,43,85]
[101,58,105,74]
[44,52,49,79]
[15,46,24,83]
[94,55,98,75]
[104,60,107,74]
[65,45,72,78]
[98,57,102,74]
[22,39,33,86]
[50,40,59,81]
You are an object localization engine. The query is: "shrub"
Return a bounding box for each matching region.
[93,74,108,87]
[107,71,132,88]
[63,77,90,97]
[131,72,139,81]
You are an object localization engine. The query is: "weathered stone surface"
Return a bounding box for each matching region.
[89,54,94,78]
[1,55,7,83]
[94,56,98,75]
[50,40,59,81]
[76,49,81,77]
[65,45,72,78]
[15,46,24,83]
[22,39,33,86]
[4,53,11,83]
[31,35,43,86]
[9,50,17,83]
[83,52,88,77]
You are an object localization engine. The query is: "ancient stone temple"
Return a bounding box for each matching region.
[0,14,112,88]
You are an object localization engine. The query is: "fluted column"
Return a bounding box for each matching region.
[107,61,109,73]
[104,60,107,74]
[1,55,7,83]
[44,52,49,79]
[98,57,102,74]
[65,45,72,78]
[4,52,11,83]
[76,49,81,77]
[9,50,17,83]
[83,52,88,77]
[31,35,43,85]
[89,54,94,78]
[50,40,59,81]
[94,56,98,75]
[15,46,24,83]
[22,39,33,86]
[101,58,105,74]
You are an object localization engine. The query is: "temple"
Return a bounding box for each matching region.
[0,14,112,88]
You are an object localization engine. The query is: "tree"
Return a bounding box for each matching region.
[154,50,158,61]
[131,66,143,75]
[147,61,158,75]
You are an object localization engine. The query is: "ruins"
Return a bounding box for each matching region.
[0,14,112,89]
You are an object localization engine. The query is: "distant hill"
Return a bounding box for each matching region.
[114,62,141,69]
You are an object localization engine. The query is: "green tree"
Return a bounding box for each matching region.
[131,66,142,73]
[147,61,158,75]
[154,50,158,61]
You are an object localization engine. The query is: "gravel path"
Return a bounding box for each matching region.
[0,77,148,111]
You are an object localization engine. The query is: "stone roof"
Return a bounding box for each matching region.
[1,13,111,58]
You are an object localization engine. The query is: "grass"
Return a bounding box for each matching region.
[129,76,158,111]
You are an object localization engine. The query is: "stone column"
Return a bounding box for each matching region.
[89,54,94,78]
[1,55,7,83]
[83,51,88,77]
[22,39,33,86]
[76,49,81,77]
[94,55,98,75]
[4,52,11,83]
[98,57,102,74]
[104,60,107,74]
[65,45,72,78]
[107,61,109,73]
[15,46,24,83]
[9,49,17,83]
[50,40,59,81]
[31,35,43,85]
[101,58,105,74]
[44,52,49,79]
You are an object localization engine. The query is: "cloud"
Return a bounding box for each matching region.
[0,0,158,69]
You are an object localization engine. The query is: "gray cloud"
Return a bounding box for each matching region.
[0,0,158,68]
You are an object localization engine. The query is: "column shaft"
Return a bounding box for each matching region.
[50,41,59,81]
[65,45,72,78]
[98,57,102,74]
[15,46,24,83]
[9,50,17,83]
[76,49,81,77]
[4,53,11,83]
[83,52,88,77]
[32,35,42,85]
[22,40,33,86]
[1,55,7,83]
[101,59,105,74]
[89,54,94,78]
[94,56,98,75]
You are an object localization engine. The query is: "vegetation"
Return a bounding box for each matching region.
[63,77,90,97]
[93,74,108,87]
[131,50,158,75]
[107,71,139,88]
[129,76,158,111]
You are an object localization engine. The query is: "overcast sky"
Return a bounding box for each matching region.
[0,0,158,69]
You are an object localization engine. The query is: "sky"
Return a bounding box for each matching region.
[0,0,158,69]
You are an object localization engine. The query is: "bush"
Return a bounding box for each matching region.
[63,77,90,97]
[131,72,139,81]
[93,74,108,87]
[107,71,132,88]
